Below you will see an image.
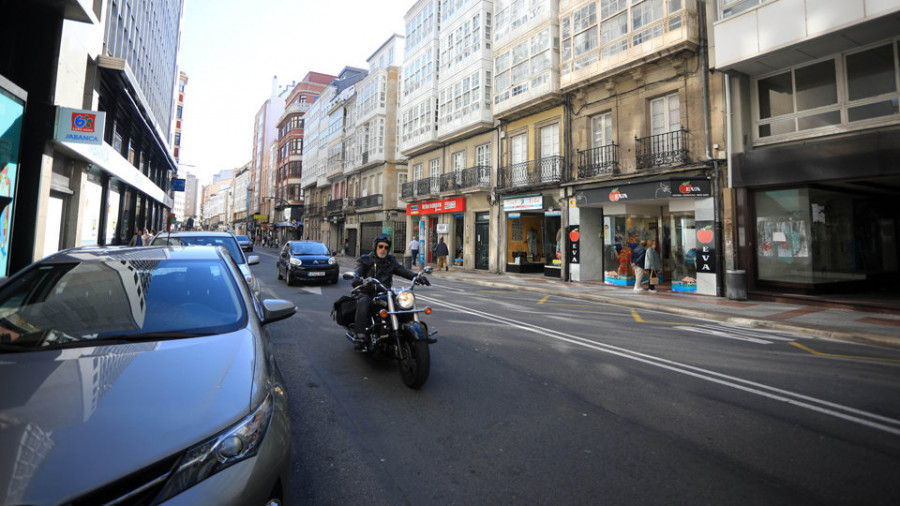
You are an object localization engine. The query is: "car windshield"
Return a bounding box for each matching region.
[153,235,246,265]
[291,242,329,256]
[0,259,246,351]
[236,235,250,242]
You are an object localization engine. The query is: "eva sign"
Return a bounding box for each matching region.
[695,220,715,273]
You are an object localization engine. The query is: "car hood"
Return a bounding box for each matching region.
[0,331,261,505]
[291,254,332,262]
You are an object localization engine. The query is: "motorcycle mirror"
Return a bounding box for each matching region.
[342,272,357,280]
[423,266,433,274]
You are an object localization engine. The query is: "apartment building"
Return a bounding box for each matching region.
[301,67,368,250]
[340,35,406,257]
[271,72,335,245]
[492,0,567,277]
[1,0,183,275]
[202,170,235,231]
[558,0,727,296]
[713,0,900,298]
[250,77,293,241]
[173,72,187,162]
[399,0,498,270]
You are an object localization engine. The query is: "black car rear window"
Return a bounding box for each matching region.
[291,243,329,256]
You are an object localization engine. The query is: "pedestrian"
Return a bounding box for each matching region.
[141,228,152,246]
[408,236,420,265]
[631,239,647,292]
[343,238,350,256]
[645,239,662,293]
[129,231,141,246]
[435,237,449,271]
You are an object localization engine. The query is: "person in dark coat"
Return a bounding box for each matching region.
[352,233,429,346]
[435,237,449,271]
[631,240,647,292]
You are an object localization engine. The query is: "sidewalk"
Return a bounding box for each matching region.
[335,256,900,349]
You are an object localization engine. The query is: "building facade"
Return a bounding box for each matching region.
[713,0,900,298]
[1,0,183,276]
[401,0,497,271]
[271,72,335,245]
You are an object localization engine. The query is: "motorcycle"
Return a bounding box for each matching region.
[334,267,437,389]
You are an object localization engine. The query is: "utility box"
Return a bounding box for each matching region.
[726,270,747,300]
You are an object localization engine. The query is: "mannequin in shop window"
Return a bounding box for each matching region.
[526,227,538,261]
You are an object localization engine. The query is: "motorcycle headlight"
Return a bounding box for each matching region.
[328,257,336,265]
[155,393,274,502]
[396,290,415,310]
[290,257,302,266]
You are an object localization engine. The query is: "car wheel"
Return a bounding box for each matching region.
[286,273,293,286]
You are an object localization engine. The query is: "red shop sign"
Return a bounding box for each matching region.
[407,197,466,216]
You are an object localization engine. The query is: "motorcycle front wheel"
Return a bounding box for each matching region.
[399,338,430,389]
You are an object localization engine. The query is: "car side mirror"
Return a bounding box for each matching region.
[332,250,337,256]
[261,299,297,325]
[247,255,260,266]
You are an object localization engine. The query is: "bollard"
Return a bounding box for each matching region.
[726,270,747,300]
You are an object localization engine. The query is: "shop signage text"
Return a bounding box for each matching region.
[696,221,716,273]
[575,179,711,205]
[407,197,465,216]
[55,107,106,146]
[503,195,543,212]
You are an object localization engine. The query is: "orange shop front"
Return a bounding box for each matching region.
[407,197,465,267]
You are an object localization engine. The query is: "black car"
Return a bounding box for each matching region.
[277,240,339,285]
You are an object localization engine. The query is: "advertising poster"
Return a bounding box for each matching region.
[0,83,24,276]
[695,220,716,273]
[566,225,580,264]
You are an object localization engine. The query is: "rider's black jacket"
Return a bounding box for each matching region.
[354,252,416,290]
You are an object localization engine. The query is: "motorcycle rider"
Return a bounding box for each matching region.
[353,233,429,347]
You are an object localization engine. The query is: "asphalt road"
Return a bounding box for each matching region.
[251,250,900,505]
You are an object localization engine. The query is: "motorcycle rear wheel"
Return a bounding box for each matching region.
[399,340,430,389]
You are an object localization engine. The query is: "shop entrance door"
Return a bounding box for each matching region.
[475,221,489,270]
[347,228,357,257]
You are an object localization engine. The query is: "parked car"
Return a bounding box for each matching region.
[150,231,260,295]
[277,240,339,285]
[236,234,253,252]
[0,245,297,505]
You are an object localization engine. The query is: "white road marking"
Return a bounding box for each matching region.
[420,295,900,437]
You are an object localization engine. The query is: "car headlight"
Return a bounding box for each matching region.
[396,290,415,310]
[289,257,302,266]
[155,393,274,502]
[328,257,336,265]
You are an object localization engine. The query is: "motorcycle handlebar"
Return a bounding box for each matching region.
[348,270,430,295]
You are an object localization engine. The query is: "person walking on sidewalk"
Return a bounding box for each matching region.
[645,239,662,293]
[631,240,647,292]
[435,237,449,271]
[408,237,420,266]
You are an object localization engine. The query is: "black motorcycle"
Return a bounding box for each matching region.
[333,267,437,389]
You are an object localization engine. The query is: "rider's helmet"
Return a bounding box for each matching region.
[373,233,392,252]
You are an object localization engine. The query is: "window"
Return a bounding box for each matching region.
[452,150,465,171]
[510,133,527,164]
[753,41,899,141]
[413,163,423,180]
[591,112,613,147]
[476,143,490,167]
[540,124,560,158]
[651,93,680,136]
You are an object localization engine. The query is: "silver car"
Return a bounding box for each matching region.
[0,246,296,505]
[150,231,261,295]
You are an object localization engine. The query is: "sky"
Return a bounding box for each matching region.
[177,0,412,185]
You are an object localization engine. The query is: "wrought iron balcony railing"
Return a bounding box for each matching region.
[401,181,415,199]
[327,198,343,213]
[498,156,564,189]
[356,194,383,209]
[635,128,688,169]
[577,144,618,178]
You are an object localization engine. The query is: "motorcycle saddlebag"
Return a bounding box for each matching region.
[331,294,357,327]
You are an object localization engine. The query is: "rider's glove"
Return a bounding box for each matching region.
[416,275,430,286]
[351,278,363,288]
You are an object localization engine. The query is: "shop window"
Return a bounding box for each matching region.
[453,214,464,266]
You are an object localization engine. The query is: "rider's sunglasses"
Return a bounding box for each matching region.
[376,244,390,250]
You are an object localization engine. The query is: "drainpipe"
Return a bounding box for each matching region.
[495,121,505,274]
[563,94,572,282]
